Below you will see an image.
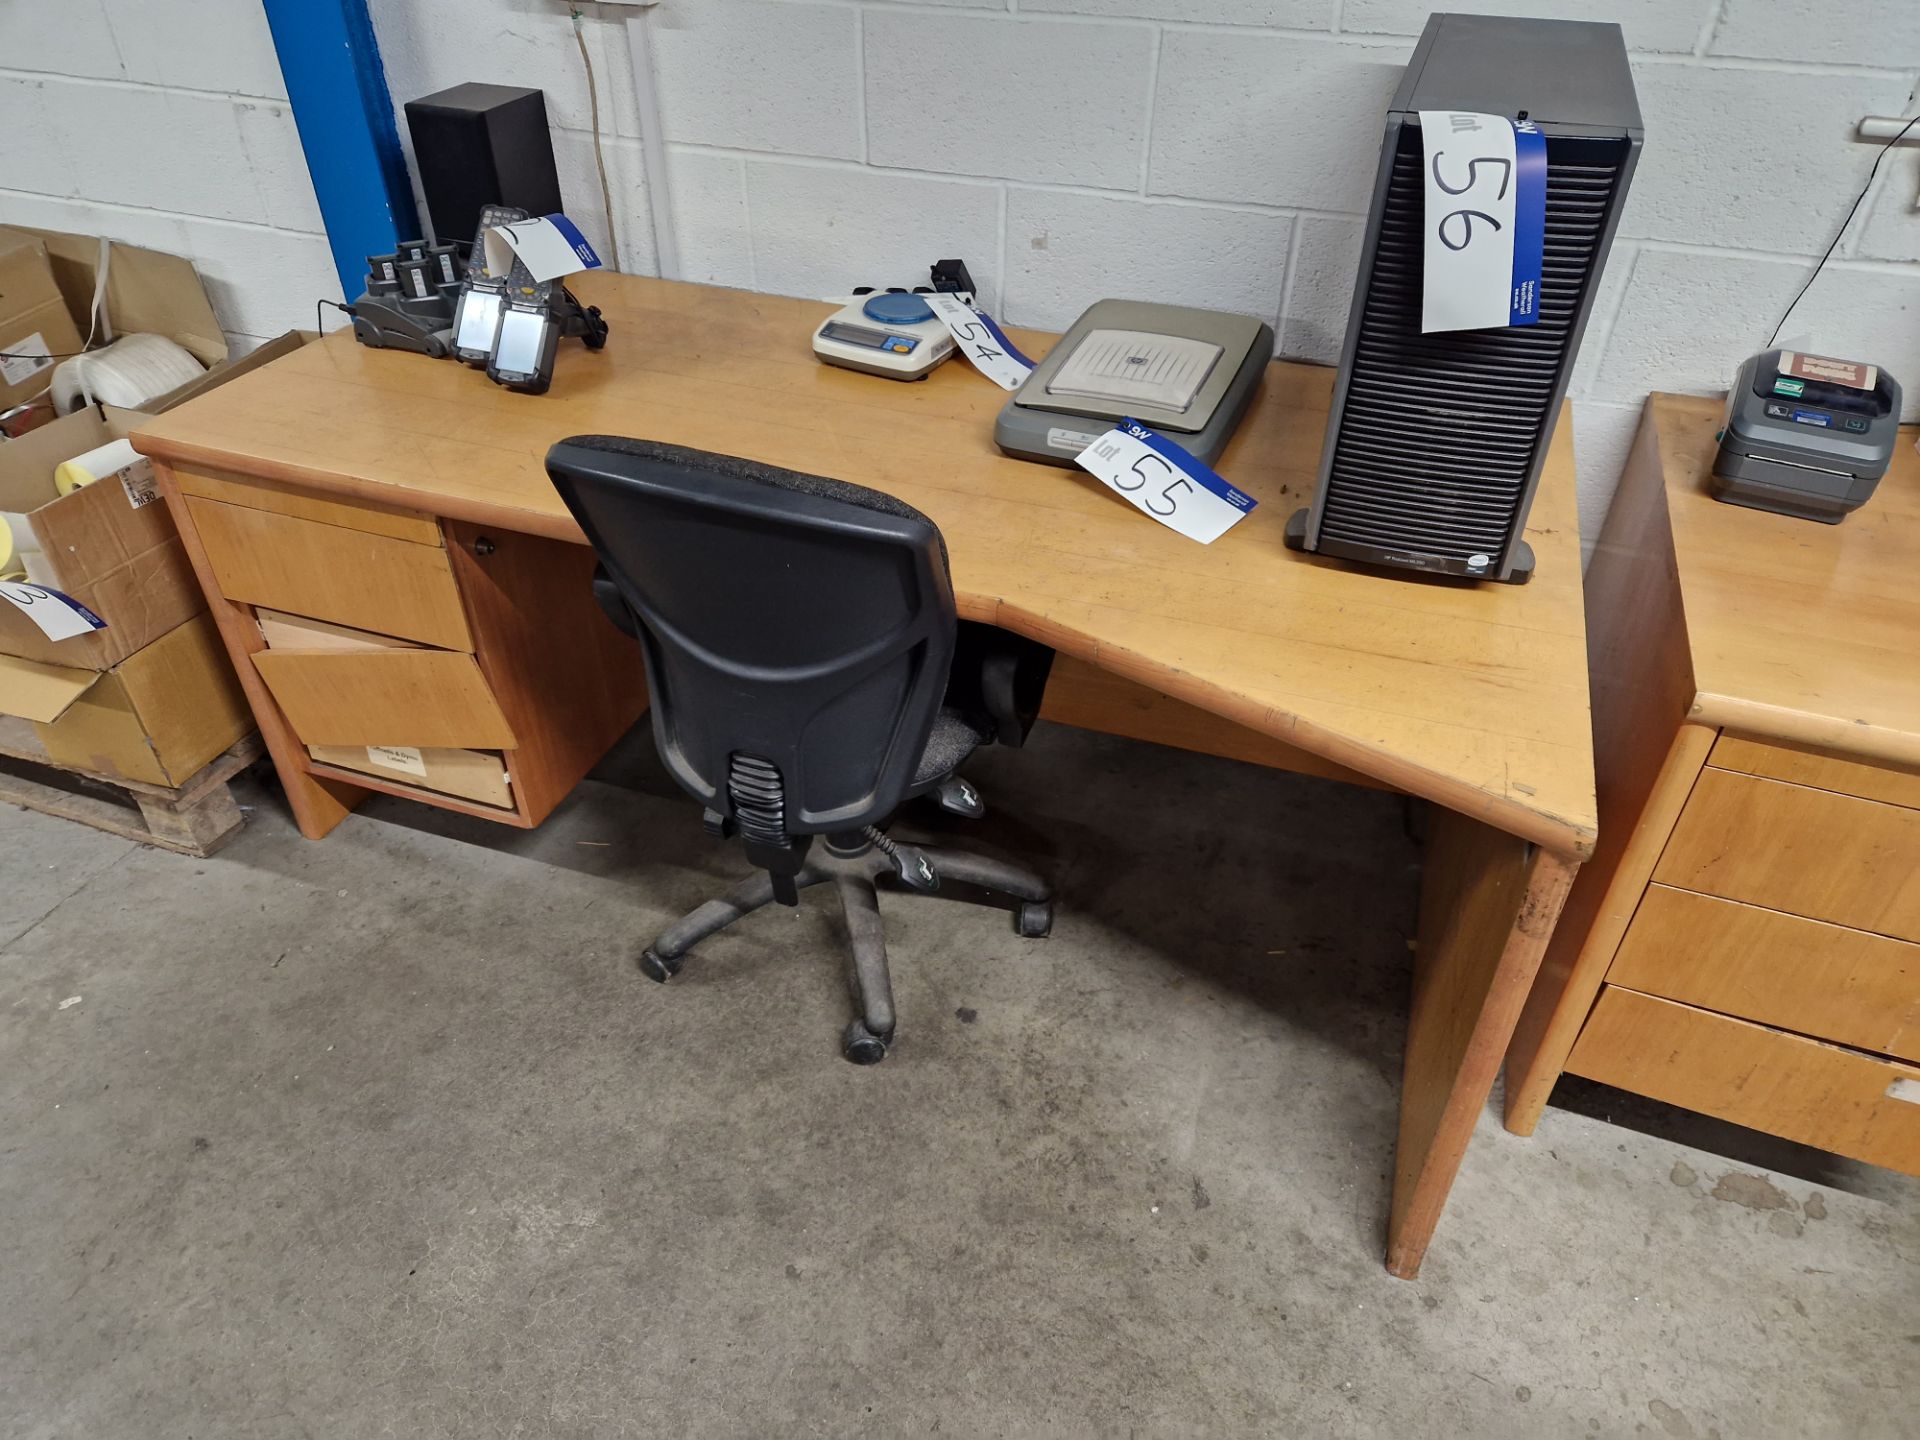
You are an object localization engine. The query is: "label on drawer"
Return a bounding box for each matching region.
[366,744,427,778]
[1888,1078,1920,1106]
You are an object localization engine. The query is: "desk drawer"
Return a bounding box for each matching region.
[1710,735,1920,811]
[1655,769,1920,943]
[252,650,516,750]
[1610,887,1920,1063]
[1568,987,1920,1176]
[184,496,472,651]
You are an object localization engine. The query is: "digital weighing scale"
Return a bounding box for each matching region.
[993,300,1273,467]
[814,290,969,381]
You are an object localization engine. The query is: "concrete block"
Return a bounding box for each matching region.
[370,0,603,135]
[1150,35,1409,210]
[102,0,287,99]
[1622,63,1915,254]
[1854,152,1920,265]
[865,12,1152,190]
[234,102,324,235]
[180,218,342,336]
[551,129,657,277]
[668,148,755,289]
[651,1,860,160]
[0,0,125,81]
[1710,0,1920,67]
[1569,242,1637,398]
[1277,215,1365,364]
[1003,192,1291,333]
[42,81,262,227]
[1343,0,1711,53]
[743,161,1001,310]
[1790,264,1920,421]
[1591,248,1801,405]
[1023,0,1332,26]
[1569,398,1644,556]
[0,79,78,200]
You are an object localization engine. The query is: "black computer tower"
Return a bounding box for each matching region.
[405,83,564,250]
[1285,14,1642,583]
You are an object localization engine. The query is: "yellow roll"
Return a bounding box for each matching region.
[0,511,45,584]
[53,438,141,496]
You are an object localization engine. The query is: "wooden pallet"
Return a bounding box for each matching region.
[0,731,265,857]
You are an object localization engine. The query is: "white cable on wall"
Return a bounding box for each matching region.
[49,333,203,415]
[624,2,681,280]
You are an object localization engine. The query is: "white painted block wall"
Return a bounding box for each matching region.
[0,0,339,351]
[368,0,1920,547]
[7,0,1918,549]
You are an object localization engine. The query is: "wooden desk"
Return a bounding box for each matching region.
[1505,395,1920,1167]
[133,273,1597,1277]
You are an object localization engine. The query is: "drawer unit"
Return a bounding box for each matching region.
[1654,767,1920,944]
[1609,886,1920,1063]
[253,648,517,750]
[184,496,473,651]
[1710,734,1920,811]
[1568,987,1920,1175]
[307,743,513,810]
[153,464,649,836]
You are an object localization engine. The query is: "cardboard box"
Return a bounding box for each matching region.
[0,613,250,787]
[0,404,203,669]
[151,329,319,413]
[0,230,87,412]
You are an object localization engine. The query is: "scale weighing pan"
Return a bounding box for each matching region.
[994,299,1272,467]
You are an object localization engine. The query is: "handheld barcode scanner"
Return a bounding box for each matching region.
[452,205,528,367]
[484,257,610,396]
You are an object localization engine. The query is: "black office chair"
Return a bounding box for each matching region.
[546,436,1055,1064]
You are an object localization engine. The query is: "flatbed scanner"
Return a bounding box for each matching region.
[1712,350,1902,523]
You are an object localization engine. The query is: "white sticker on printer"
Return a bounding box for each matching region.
[366,744,428,778]
[0,332,54,388]
[921,293,1035,392]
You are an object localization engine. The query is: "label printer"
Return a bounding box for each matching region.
[1713,350,1903,523]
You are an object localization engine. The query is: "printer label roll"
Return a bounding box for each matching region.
[1418,111,1545,334]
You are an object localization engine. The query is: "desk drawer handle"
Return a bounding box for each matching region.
[470,536,496,557]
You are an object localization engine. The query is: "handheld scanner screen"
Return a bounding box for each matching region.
[454,288,504,356]
[492,306,549,377]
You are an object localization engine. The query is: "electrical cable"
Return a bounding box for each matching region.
[572,7,620,270]
[317,298,356,334]
[1766,106,1920,349]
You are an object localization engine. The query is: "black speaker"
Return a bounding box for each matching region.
[404,83,564,249]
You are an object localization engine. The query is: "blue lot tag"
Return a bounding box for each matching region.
[1074,419,1257,545]
[0,581,107,641]
[1418,111,1548,332]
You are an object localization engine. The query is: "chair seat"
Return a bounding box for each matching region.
[913,707,991,787]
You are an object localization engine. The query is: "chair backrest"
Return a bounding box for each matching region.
[546,435,956,840]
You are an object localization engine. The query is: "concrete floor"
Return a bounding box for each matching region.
[1,723,1915,1439]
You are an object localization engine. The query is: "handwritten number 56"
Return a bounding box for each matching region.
[1430,152,1511,199]
[1436,209,1502,251]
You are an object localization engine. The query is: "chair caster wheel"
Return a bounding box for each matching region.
[842,1020,890,1065]
[1016,901,1053,938]
[639,949,681,984]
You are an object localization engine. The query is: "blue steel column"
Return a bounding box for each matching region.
[260,0,421,297]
